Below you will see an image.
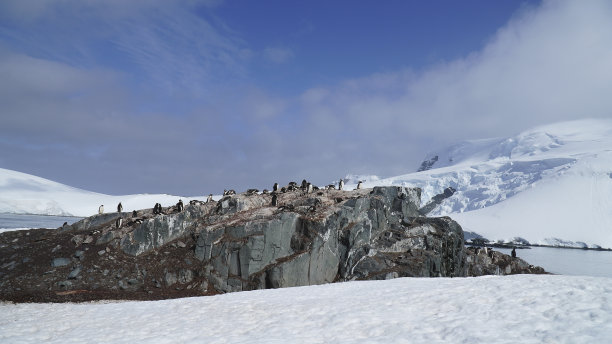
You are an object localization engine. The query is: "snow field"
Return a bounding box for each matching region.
[1,275,611,344]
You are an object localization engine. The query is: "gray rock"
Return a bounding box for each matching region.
[96,231,116,245]
[57,280,72,289]
[51,258,71,267]
[178,269,193,284]
[83,236,94,244]
[1,261,16,270]
[69,213,125,232]
[71,235,84,246]
[68,266,81,279]
[164,272,177,287]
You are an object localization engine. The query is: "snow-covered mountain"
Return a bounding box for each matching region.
[0,168,210,217]
[345,119,612,248]
[2,118,612,247]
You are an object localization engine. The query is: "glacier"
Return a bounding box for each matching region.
[345,118,612,248]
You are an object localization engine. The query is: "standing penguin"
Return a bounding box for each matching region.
[271,193,278,206]
[511,247,517,258]
[98,205,104,214]
[207,194,213,203]
[117,202,123,212]
[116,218,122,229]
[273,183,279,192]
[338,179,344,190]
[357,181,363,190]
[132,210,137,217]
[177,199,184,212]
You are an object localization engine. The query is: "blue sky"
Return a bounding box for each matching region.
[1,0,611,195]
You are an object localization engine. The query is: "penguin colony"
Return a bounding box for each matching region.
[96,177,357,221]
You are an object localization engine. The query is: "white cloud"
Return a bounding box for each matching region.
[263,47,294,64]
[299,0,612,152]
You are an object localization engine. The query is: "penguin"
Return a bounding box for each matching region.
[301,179,308,190]
[132,210,137,217]
[153,203,162,215]
[246,189,259,195]
[306,183,313,194]
[273,183,279,192]
[177,199,184,212]
[511,248,517,258]
[98,205,104,214]
[271,193,278,206]
[117,202,123,213]
[357,181,363,190]
[338,179,344,190]
[207,194,214,203]
[116,218,122,229]
[262,189,269,194]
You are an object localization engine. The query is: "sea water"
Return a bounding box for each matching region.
[496,246,612,278]
[0,213,82,233]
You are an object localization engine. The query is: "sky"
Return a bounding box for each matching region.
[1,0,612,196]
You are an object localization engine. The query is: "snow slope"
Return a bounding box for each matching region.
[346,119,612,248]
[0,168,214,217]
[1,275,611,343]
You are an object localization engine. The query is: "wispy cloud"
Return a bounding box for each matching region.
[262,47,294,64]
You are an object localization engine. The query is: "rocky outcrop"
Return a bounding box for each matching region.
[418,187,456,215]
[417,155,439,172]
[0,186,541,303]
[465,247,547,276]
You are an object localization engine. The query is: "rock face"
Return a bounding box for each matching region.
[0,186,540,303]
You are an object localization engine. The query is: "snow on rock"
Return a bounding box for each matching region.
[1,275,611,343]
